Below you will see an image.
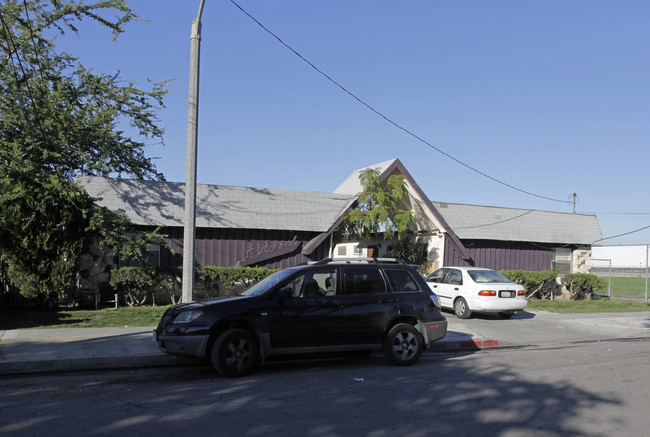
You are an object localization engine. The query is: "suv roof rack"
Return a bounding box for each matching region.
[311,257,407,265]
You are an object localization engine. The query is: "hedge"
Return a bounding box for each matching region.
[500,270,607,300]
[109,265,276,306]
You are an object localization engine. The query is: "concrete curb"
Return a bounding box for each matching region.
[0,354,196,376]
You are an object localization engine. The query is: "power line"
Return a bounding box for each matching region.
[579,212,650,215]
[229,0,571,205]
[593,225,650,244]
[455,210,534,230]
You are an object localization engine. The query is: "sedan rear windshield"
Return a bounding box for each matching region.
[468,269,512,284]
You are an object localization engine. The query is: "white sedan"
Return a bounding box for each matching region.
[425,267,527,319]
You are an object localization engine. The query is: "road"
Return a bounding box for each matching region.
[2,339,650,437]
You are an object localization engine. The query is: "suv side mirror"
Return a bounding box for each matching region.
[276,286,292,301]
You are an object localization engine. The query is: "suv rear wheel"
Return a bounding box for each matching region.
[211,328,259,377]
[383,323,423,366]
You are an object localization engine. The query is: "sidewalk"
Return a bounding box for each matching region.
[2,310,650,376]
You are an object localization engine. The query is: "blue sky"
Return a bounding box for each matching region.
[57,0,650,245]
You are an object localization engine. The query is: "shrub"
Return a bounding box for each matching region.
[109,266,277,304]
[563,273,607,300]
[109,267,159,307]
[156,267,182,305]
[500,270,559,300]
[195,266,276,298]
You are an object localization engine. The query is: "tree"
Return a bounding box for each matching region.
[0,0,168,307]
[388,238,427,265]
[339,168,415,241]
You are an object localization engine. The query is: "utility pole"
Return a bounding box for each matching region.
[182,0,206,303]
[571,193,577,214]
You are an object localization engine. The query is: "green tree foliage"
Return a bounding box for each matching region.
[388,238,427,265]
[0,1,168,307]
[340,168,414,240]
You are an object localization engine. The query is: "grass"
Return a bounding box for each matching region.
[605,276,649,299]
[0,305,170,330]
[527,299,650,314]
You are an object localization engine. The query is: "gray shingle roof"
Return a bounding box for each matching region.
[77,176,355,232]
[432,202,603,245]
[334,159,397,195]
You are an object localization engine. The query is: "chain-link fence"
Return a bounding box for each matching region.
[591,250,649,302]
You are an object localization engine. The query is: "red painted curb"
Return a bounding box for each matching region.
[431,338,500,351]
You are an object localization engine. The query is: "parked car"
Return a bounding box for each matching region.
[425,267,527,319]
[154,258,447,377]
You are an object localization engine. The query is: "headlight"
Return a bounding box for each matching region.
[173,310,203,324]
[430,294,441,308]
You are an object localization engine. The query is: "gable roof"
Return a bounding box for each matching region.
[335,159,602,246]
[334,158,397,195]
[332,158,472,260]
[432,202,603,245]
[77,176,356,233]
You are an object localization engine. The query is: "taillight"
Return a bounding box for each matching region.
[478,290,497,296]
[517,290,526,296]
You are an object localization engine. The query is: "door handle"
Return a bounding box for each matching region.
[378,298,398,304]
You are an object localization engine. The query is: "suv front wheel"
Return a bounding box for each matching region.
[383,323,423,366]
[211,328,259,377]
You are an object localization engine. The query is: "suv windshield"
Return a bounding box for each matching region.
[468,269,512,284]
[239,268,298,297]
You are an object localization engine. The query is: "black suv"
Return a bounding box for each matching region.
[153,258,447,377]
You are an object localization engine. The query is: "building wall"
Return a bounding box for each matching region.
[450,240,554,271]
[572,247,592,274]
[161,227,328,270]
[443,237,473,268]
[592,245,650,268]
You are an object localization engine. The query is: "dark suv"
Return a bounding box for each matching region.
[153,258,447,377]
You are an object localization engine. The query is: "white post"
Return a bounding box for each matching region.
[607,259,611,298]
[645,244,650,303]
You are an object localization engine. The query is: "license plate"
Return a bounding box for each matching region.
[499,291,514,298]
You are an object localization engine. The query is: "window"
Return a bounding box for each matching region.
[337,246,347,256]
[468,269,511,284]
[444,269,463,285]
[284,269,338,298]
[427,268,447,283]
[343,267,386,294]
[119,245,160,268]
[384,269,419,292]
[353,245,363,255]
[552,248,572,274]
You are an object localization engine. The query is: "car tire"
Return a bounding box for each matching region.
[454,297,471,319]
[498,311,515,319]
[383,323,423,366]
[211,328,259,377]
